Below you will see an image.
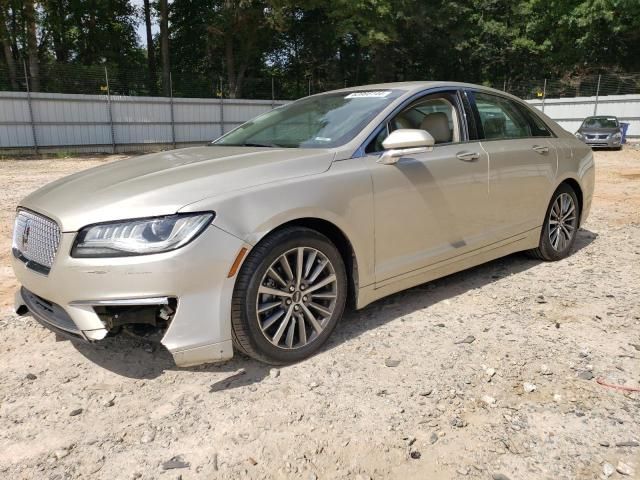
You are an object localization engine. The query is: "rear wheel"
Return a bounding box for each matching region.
[231,227,347,364]
[528,183,580,261]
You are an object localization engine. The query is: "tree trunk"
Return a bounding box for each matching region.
[24,0,39,91]
[159,0,170,96]
[225,35,236,98]
[49,0,69,62]
[0,1,17,89]
[234,62,247,98]
[143,0,157,95]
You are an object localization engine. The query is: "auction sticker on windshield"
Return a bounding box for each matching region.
[345,91,392,99]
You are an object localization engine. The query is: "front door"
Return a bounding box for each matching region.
[362,91,493,283]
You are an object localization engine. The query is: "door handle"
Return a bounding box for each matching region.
[456,151,480,162]
[532,145,549,154]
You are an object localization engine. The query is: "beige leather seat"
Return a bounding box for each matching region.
[392,114,414,130]
[420,112,451,143]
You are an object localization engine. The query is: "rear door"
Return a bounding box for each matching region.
[467,90,557,239]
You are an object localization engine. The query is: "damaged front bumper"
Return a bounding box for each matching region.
[13,224,249,367]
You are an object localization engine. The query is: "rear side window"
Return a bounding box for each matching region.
[514,103,553,137]
[473,92,532,140]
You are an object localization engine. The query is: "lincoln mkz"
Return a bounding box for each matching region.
[12,82,595,366]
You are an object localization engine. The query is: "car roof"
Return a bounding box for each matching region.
[323,81,522,101]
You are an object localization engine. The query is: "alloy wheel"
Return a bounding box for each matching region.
[256,247,338,349]
[548,192,577,251]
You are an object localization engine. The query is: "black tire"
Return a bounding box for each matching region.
[527,183,580,261]
[231,226,347,364]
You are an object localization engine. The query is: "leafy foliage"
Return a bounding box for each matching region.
[0,0,638,96]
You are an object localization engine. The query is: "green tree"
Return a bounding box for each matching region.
[142,0,157,94]
[0,0,18,88]
[159,0,170,95]
[24,0,39,90]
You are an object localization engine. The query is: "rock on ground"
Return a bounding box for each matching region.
[0,150,639,479]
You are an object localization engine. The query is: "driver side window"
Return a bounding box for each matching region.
[366,92,462,153]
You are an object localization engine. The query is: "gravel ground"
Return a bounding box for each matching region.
[0,148,639,480]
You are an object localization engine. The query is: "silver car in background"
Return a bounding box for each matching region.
[575,115,623,149]
[12,82,595,366]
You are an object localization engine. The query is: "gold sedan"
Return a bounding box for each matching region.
[12,82,594,366]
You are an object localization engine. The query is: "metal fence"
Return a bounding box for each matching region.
[527,94,640,139]
[0,91,286,154]
[491,72,640,101]
[1,62,639,154]
[0,62,342,101]
[2,62,639,101]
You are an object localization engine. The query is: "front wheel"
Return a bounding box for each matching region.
[528,184,580,261]
[231,227,347,364]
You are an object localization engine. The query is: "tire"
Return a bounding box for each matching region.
[231,226,347,364]
[527,183,580,261]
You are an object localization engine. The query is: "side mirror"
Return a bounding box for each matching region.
[378,129,435,165]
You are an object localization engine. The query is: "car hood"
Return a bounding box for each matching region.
[20,146,335,231]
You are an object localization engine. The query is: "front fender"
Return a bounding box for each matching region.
[179,158,376,288]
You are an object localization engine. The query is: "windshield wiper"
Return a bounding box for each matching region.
[241,142,281,148]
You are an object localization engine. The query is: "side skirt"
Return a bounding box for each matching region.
[356,227,540,309]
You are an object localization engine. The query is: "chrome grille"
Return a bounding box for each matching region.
[12,210,61,272]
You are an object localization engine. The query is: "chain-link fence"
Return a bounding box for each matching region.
[490,72,640,101]
[1,61,639,101]
[0,62,350,100]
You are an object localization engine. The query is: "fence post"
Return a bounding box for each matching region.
[219,77,225,136]
[541,78,547,113]
[271,76,275,109]
[169,72,176,149]
[104,66,116,154]
[23,60,38,154]
[593,74,601,115]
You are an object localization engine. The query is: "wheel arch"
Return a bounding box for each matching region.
[558,177,584,226]
[271,218,359,309]
[240,217,360,310]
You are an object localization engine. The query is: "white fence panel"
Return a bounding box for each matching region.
[0,90,637,153]
[0,91,284,153]
[0,92,37,147]
[527,94,640,138]
[173,98,223,139]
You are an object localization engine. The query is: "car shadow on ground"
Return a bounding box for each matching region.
[71,228,598,387]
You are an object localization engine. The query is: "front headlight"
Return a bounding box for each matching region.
[575,132,584,140]
[612,132,622,140]
[72,212,214,258]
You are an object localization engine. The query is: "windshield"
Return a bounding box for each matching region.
[213,90,403,148]
[582,116,619,129]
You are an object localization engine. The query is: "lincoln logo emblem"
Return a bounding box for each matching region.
[21,221,31,249]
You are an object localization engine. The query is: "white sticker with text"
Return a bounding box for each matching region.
[345,91,392,99]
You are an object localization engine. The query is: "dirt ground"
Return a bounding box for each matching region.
[0,148,639,480]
